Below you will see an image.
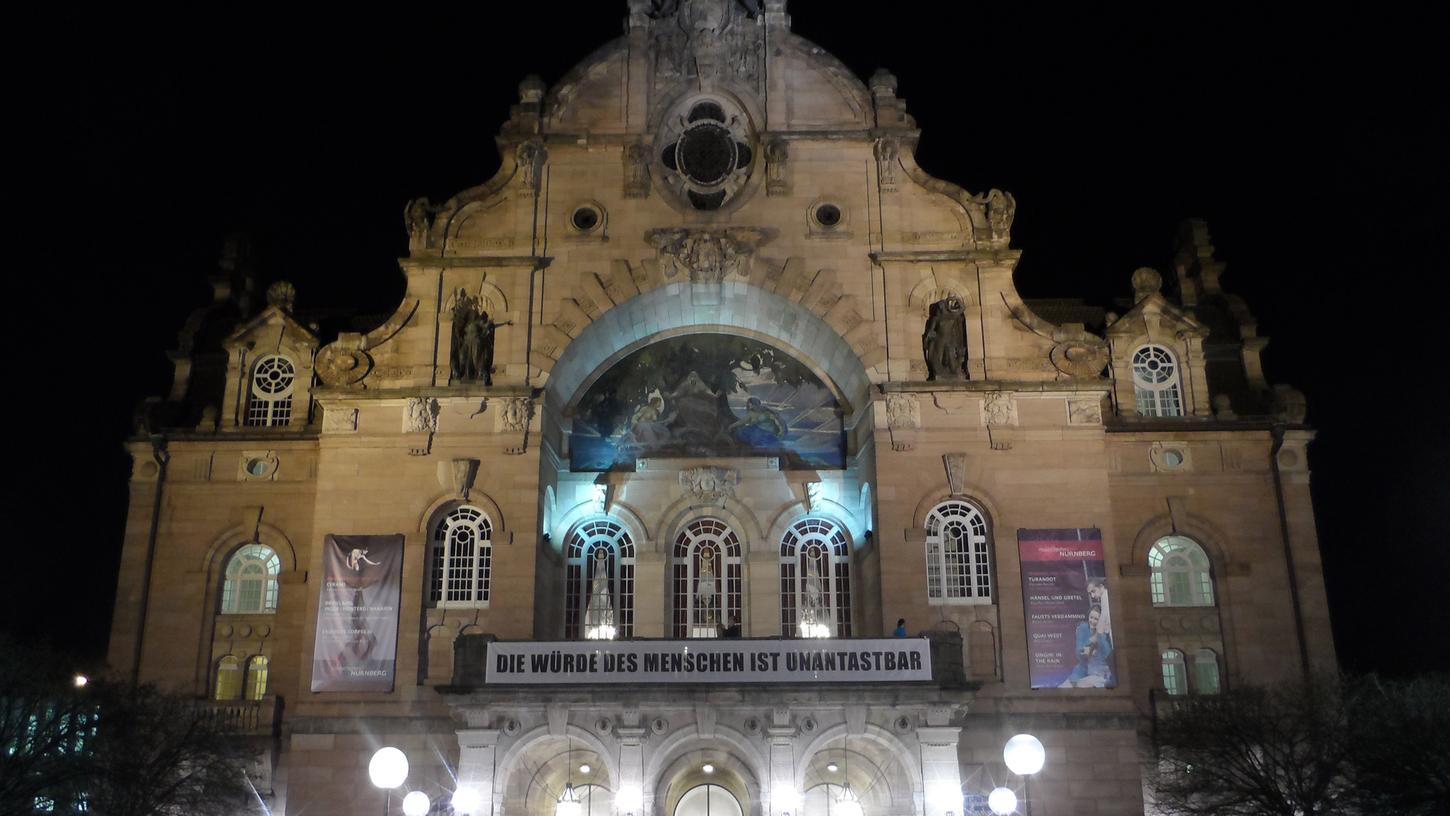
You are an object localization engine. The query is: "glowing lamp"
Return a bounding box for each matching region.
[987,787,1017,815]
[368,747,409,790]
[835,784,865,816]
[452,786,483,815]
[556,784,583,816]
[926,782,962,815]
[1003,734,1045,776]
[771,785,801,814]
[615,783,644,813]
[402,791,431,816]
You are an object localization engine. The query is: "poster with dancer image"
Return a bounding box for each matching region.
[1018,528,1116,689]
[310,534,404,692]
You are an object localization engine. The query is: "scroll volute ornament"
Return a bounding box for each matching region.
[1049,339,1110,378]
[315,333,372,387]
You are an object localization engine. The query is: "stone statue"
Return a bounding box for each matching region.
[449,290,478,380]
[624,143,652,198]
[585,548,615,636]
[984,189,1016,242]
[461,311,512,385]
[802,555,824,620]
[923,297,969,381]
[696,548,719,625]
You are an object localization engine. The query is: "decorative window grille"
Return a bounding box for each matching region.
[1132,345,1184,417]
[779,518,852,638]
[564,518,636,640]
[1161,649,1187,696]
[220,544,280,614]
[244,655,269,700]
[672,518,743,638]
[1148,536,1215,606]
[214,656,242,700]
[924,500,993,604]
[1193,649,1222,695]
[428,506,493,607]
[244,354,296,427]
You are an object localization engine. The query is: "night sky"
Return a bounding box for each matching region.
[19,3,1447,675]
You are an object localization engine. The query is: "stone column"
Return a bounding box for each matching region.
[457,728,499,815]
[917,721,963,816]
[617,717,648,816]
[767,709,798,816]
[634,552,667,637]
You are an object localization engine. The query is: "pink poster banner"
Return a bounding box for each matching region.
[310,534,404,692]
[1018,528,1117,690]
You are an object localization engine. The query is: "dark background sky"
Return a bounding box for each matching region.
[17,2,1448,675]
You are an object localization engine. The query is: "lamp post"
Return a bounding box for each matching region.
[369,747,410,816]
[1002,734,1045,816]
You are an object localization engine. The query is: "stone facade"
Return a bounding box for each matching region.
[108,3,1332,815]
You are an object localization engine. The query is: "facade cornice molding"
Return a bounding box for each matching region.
[878,380,1110,395]
[871,250,1021,264]
[399,256,553,270]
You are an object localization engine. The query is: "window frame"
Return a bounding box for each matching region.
[924,499,994,605]
[244,655,269,701]
[1148,535,1216,607]
[243,353,297,427]
[671,517,743,638]
[1161,648,1187,697]
[214,655,243,701]
[779,517,852,638]
[564,518,636,640]
[1131,344,1185,418]
[428,506,494,609]
[220,543,281,615]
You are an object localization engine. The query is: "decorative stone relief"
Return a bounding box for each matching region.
[238,450,279,481]
[449,458,479,499]
[403,196,439,240]
[404,397,439,434]
[943,452,968,495]
[266,280,296,310]
[1066,399,1103,425]
[1049,340,1109,378]
[982,189,1016,242]
[885,393,921,429]
[322,406,359,433]
[679,466,738,502]
[981,392,1017,427]
[646,227,767,284]
[516,141,547,191]
[1271,384,1308,423]
[495,397,535,434]
[315,334,371,387]
[1132,267,1163,302]
[764,137,789,196]
[623,142,652,198]
[648,0,763,91]
[1213,394,1237,420]
[874,137,899,190]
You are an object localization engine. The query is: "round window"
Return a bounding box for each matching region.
[814,203,842,227]
[1162,449,1184,467]
[571,206,600,232]
[246,458,271,477]
[677,124,737,186]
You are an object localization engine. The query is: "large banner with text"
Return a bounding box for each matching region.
[1018,528,1117,689]
[310,534,404,692]
[485,638,933,684]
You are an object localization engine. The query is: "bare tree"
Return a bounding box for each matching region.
[1,637,257,816]
[1344,674,1450,816]
[1149,678,1354,816]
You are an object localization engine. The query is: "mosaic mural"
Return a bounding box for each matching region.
[570,334,846,471]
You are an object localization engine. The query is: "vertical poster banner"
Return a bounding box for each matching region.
[311,534,404,692]
[1018,528,1117,689]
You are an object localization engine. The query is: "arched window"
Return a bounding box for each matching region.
[244,656,269,700]
[1161,649,1187,696]
[1148,535,1215,607]
[244,354,296,427]
[1193,649,1222,695]
[214,656,242,700]
[779,518,852,638]
[220,544,281,614]
[1132,345,1184,417]
[924,500,993,604]
[564,519,636,640]
[428,506,493,607]
[672,518,743,638]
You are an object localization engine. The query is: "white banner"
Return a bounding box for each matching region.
[485,638,933,684]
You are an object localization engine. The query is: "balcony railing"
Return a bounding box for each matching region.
[199,696,281,736]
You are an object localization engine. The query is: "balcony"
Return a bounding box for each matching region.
[199,695,281,737]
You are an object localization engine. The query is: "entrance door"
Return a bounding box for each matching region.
[674,784,743,816]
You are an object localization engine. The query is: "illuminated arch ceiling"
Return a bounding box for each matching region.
[570,333,845,472]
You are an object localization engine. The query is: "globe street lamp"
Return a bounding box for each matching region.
[1002,734,1045,816]
[987,787,1017,815]
[402,791,432,816]
[452,786,483,815]
[369,747,410,816]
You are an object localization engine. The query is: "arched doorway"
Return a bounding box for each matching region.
[674,784,743,816]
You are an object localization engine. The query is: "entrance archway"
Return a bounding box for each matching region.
[674,784,743,816]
